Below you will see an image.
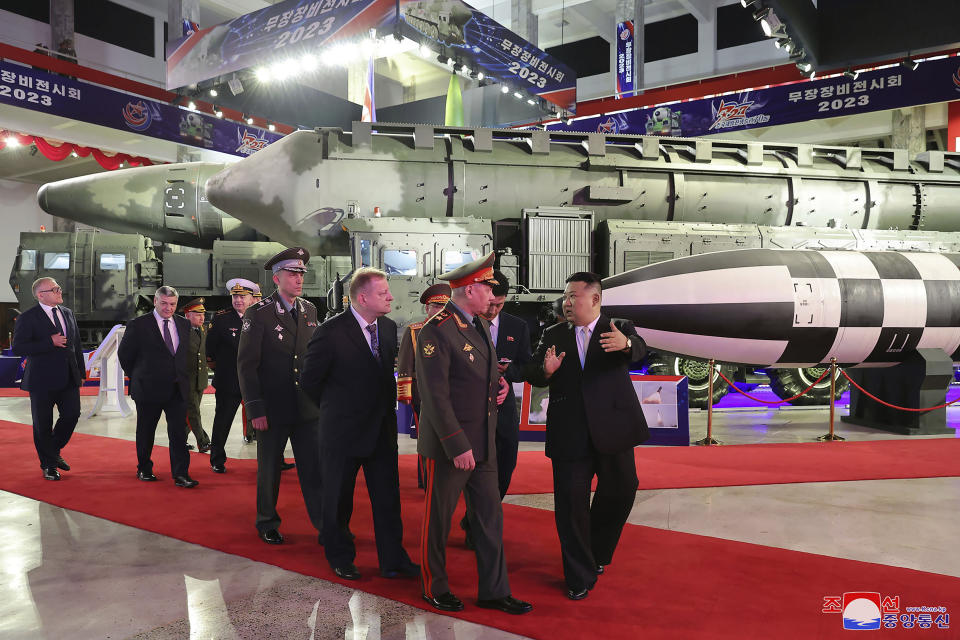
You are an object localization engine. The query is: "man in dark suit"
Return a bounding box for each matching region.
[527,271,649,601]
[416,253,531,616]
[238,247,323,545]
[301,267,418,581]
[181,298,211,453]
[461,270,531,548]
[12,277,85,481]
[206,278,259,473]
[118,286,199,488]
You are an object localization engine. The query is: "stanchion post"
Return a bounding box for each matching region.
[695,358,722,446]
[817,357,845,442]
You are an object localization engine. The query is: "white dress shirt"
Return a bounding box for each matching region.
[153,309,179,352]
[350,305,377,352]
[488,314,500,347]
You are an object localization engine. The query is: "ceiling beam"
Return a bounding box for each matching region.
[569,5,614,42]
[677,0,711,22]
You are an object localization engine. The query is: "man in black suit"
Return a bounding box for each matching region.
[12,277,85,481]
[527,272,648,600]
[118,285,198,488]
[301,267,418,581]
[206,278,259,473]
[461,270,531,548]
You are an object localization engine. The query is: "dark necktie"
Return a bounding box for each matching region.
[473,316,489,352]
[163,318,175,355]
[366,323,380,362]
[51,307,64,334]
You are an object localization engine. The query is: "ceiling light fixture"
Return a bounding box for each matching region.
[843,67,859,80]
[209,88,218,97]
[187,100,197,110]
[902,57,919,71]
[513,91,523,99]
[268,122,276,132]
[501,85,510,94]
[214,106,223,118]
[796,61,813,73]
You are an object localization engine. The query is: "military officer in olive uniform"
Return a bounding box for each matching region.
[238,247,324,545]
[416,252,532,616]
[397,282,450,488]
[207,278,260,473]
[181,298,211,453]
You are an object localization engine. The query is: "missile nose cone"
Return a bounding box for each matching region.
[37,183,50,213]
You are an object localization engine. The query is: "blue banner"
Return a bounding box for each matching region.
[549,54,960,137]
[616,21,633,100]
[399,0,576,111]
[0,61,283,157]
[166,0,395,90]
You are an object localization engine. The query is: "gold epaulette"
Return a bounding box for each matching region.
[429,310,451,325]
[397,376,413,403]
[408,321,425,330]
[215,308,231,316]
[451,313,467,329]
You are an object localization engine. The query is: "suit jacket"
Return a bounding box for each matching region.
[186,325,208,394]
[237,291,320,425]
[527,315,649,460]
[301,309,398,458]
[118,312,191,404]
[491,311,532,439]
[12,303,84,392]
[205,310,243,395]
[415,302,498,463]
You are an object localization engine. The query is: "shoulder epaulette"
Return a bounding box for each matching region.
[300,298,316,309]
[408,321,425,331]
[428,310,450,326]
[215,308,231,316]
[451,313,467,329]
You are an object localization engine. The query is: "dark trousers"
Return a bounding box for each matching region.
[461,430,518,533]
[255,418,323,534]
[185,386,210,448]
[421,455,510,600]
[551,447,639,591]
[209,391,241,467]
[135,386,190,477]
[29,385,81,470]
[321,422,407,570]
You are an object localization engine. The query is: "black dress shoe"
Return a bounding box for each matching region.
[423,592,464,612]
[567,588,589,601]
[596,564,605,575]
[258,529,284,545]
[380,561,420,579]
[280,461,295,471]
[186,444,195,451]
[333,564,361,580]
[56,456,70,471]
[42,468,60,481]
[211,464,226,474]
[174,475,199,488]
[199,444,211,453]
[243,434,254,444]
[476,596,533,615]
[136,471,158,481]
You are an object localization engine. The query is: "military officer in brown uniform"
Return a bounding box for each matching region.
[416,252,532,615]
[238,247,324,545]
[397,283,450,488]
[181,298,211,453]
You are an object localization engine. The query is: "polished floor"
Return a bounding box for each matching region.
[1,394,958,639]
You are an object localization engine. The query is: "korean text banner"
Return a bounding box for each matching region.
[0,62,283,157]
[398,0,577,111]
[548,54,960,138]
[165,0,395,90]
[616,21,634,100]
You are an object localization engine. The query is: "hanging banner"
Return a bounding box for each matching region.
[0,61,282,157]
[165,0,395,90]
[616,21,634,100]
[548,54,960,137]
[398,0,577,111]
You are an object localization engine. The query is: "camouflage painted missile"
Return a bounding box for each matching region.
[37,162,262,249]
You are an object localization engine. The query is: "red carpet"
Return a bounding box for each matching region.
[0,385,216,397]
[492,437,960,495]
[1,421,959,639]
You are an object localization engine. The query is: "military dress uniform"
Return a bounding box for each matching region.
[181,298,211,452]
[237,248,324,539]
[416,253,531,614]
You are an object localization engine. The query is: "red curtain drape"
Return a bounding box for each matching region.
[0,129,156,170]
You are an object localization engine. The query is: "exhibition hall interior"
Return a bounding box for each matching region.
[2,0,960,637]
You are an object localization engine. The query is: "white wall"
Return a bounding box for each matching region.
[0,179,53,302]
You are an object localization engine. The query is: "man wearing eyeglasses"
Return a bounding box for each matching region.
[12,278,85,481]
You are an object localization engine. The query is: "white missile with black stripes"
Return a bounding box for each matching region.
[601,248,960,368]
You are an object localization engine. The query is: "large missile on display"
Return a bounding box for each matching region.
[37,162,262,249]
[203,122,960,254]
[601,248,960,368]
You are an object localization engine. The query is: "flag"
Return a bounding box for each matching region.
[182,19,200,36]
[444,72,464,126]
[361,56,376,123]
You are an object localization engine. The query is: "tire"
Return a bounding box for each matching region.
[646,354,734,409]
[767,366,849,406]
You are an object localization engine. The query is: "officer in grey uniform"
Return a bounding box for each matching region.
[238,247,323,545]
[416,252,532,615]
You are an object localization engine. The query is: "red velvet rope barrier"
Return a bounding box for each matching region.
[715,367,831,404]
[839,370,960,412]
[0,129,155,170]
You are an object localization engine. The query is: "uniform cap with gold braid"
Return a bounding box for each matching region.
[419,282,452,305]
[264,246,310,274]
[180,297,206,314]
[226,277,260,297]
[438,252,498,289]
